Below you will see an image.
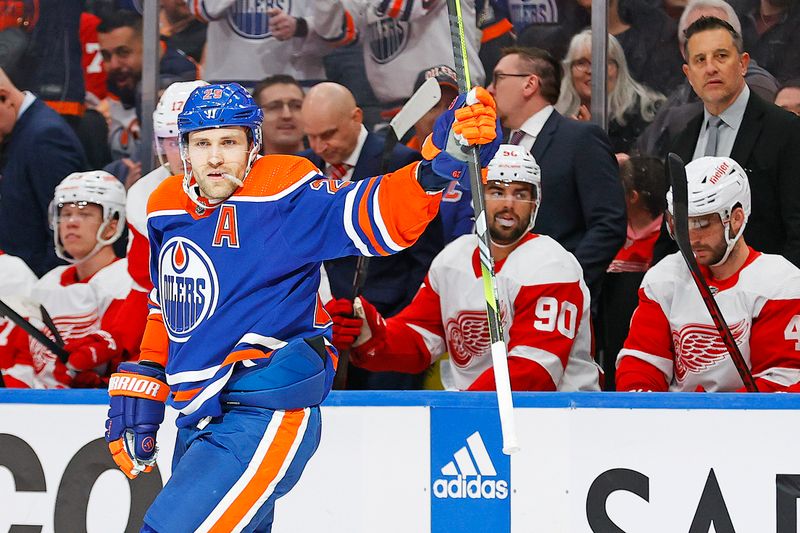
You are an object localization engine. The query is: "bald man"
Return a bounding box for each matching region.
[299,82,444,390]
[0,68,87,276]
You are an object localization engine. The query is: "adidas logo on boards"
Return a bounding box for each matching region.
[433,431,509,500]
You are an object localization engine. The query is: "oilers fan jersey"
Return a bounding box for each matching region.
[141,155,440,427]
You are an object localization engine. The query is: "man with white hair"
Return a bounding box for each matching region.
[617,157,800,392]
[326,145,601,391]
[0,172,135,388]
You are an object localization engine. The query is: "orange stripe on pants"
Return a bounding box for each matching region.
[207,409,307,532]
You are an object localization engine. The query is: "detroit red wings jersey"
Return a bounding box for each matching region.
[617,248,800,392]
[0,253,38,387]
[355,233,600,390]
[1,260,133,388]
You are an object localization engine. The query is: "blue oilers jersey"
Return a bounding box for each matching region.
[141,154,439,427]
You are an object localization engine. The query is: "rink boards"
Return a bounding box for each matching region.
[1,390,799,532]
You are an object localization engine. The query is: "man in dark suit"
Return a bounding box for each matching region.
[669,16,800,266]
[0,67,88,276]
[299,82,443,389]
[487,47,626,309]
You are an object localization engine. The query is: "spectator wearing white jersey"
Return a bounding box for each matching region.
[617,157,800,392]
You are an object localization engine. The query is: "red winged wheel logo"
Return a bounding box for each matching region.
[446,306,508,369]
[672,320,749,381]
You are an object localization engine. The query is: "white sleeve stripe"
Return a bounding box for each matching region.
[237,333,288,351]
[371,182,403,252]
[344,181,371,255]
[617,348,674,376]
[509,345,564,385]
[406,324,446,361]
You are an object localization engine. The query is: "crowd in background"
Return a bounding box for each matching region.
[1,0,799,392]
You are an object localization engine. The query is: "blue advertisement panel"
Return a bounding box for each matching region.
[430,406,511,533]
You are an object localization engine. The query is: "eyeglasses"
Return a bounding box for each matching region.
[260,99,303,114]
[492,72,534,83]
[570,58,618,73]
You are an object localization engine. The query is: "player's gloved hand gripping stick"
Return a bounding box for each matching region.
[444,0,520,454]
[106,361,170,478]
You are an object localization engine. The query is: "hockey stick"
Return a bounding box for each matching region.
[0,298,70,363]
[667,153,759,392]
[40,305,65,347]
[446,0,520,454]
[332,78,444,390]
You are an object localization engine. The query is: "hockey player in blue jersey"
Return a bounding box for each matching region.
[104,82,500,532]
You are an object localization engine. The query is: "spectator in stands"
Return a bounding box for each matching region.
[97,10,196,184]
[776,79,800,115]
[635,0,779,158]
[313,0,484,114]
[669,16,800,267]
[598,156,667,389]
[300,82,442,389]
[0,67,88,277]
[187,1,329,87]
[0,171,135,389]
[513,0,587,61]
[564,0,685,94]
[253,75,306,156]
[556,30,666,155]
[161,0,206,63]
[78,11,113,169]
[487,46,626,311]
[740,0,800,84]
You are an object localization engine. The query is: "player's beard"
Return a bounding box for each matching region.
[489,209,528,246]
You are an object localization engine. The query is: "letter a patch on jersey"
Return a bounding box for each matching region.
[212,205,240,248]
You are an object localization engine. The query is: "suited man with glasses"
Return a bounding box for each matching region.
[487,46,626,313]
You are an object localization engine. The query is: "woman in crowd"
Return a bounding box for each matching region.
[556,30,666,154]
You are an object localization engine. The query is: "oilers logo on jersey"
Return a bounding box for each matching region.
[158,237,219,342]
[367,16,409,64]
[226,0,290,39]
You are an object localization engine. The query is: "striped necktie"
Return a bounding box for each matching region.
[509,129,526,145]
[327,163,351,181]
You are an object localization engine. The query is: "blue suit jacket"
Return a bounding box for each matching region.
[530,110,627,304]
[300,132,443,317]
[0,99,87,276]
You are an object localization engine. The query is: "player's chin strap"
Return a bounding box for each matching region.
[713,216,748,267]
[56,219,120,266]
[180,146,261,211]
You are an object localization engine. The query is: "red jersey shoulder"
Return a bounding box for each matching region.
[237,155,321,198]
[146,175,186,216]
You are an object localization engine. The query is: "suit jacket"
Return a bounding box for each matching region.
[531,110,627,305]
[0,99,87,276]
[669,92,800,267]
[299,132,442,317]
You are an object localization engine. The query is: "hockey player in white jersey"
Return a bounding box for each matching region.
[0,172,135,388]
[616,157,800,392]
[313,0,485,108]
[326,145,601,391]
[0,252,38,387]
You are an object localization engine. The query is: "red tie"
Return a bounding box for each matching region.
[328,163,350,181]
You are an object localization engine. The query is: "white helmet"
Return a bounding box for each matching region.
[666,156,751,265]
[50,171,127,265]
[486,144,543,233]
[154,80,209,165]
